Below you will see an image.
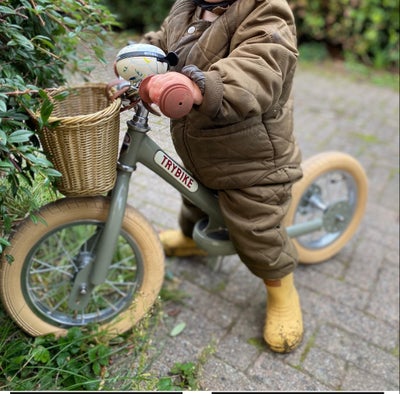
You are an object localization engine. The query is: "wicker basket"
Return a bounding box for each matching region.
[39,83,121,196]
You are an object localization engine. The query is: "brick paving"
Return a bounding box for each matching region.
[94,56,399,391]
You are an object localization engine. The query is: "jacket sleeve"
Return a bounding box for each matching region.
[198,0,298,122]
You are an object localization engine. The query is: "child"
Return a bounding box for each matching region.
[141,0,303,353]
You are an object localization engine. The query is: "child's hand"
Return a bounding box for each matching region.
[142,72,203,105]
[139,72,203,118]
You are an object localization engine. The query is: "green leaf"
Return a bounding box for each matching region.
[32,35,55,49]
[0,129,7,145]
[97,345,110,365]
[0,237,11,247]
[0,160,13,170]
[43,167,62,177]
[0,6,16,15]
[8,129,33,144]
[25,153,54,167]
[170,321,186,337]
[53,90,70,101]
[7,33,35,51]
[92,361,101,375]
[171,361,195,375]
[0,99,7,113]
[157,377,177,391]
[40,97,54,124]
[56,351,70,367]
[32,345,51,363]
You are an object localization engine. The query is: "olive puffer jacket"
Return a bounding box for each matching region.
[143,0,302,190]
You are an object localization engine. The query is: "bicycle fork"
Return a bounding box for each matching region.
[68,109,149,310]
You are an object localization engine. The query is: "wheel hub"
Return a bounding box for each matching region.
[323,201,352,233]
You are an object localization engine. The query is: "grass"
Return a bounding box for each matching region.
[0,261,208,391]
[0,290,206,391]
[0,304,149,390]
[0,309,107,390]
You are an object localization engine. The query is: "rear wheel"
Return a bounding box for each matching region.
[0,196,165,337]
[284,152,368,264]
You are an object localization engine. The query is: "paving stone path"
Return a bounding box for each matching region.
[91,53,399,391]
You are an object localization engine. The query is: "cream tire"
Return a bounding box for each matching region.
[0,196,164,337]
[284,152,368,264]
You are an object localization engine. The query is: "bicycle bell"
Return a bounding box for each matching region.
[115,43,178,84]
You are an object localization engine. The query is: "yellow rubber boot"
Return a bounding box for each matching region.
[264,273,303,353]
[159,230,207,257]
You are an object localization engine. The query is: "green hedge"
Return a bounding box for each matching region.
[102,0,399,71]
[292,0,399,70]
[0,0,117,253]
[102,0,175,32]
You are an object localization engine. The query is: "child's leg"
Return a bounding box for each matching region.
[218,184,303,353]
[159,182,303,352]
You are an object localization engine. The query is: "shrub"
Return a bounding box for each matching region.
[103,0,399,71]
[0,0,117,253]
[101,0,174,32]
[292,0,399,70]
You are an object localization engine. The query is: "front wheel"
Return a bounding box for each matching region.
[0,197,165,337]
[284,152,368,264]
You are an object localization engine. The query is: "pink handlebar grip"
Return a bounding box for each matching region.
[158,83,194,119]
[139,76,194,119]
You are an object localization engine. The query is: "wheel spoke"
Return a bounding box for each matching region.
[30,258,74,277]
[24,221,142,327]
[104,280,136,297]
